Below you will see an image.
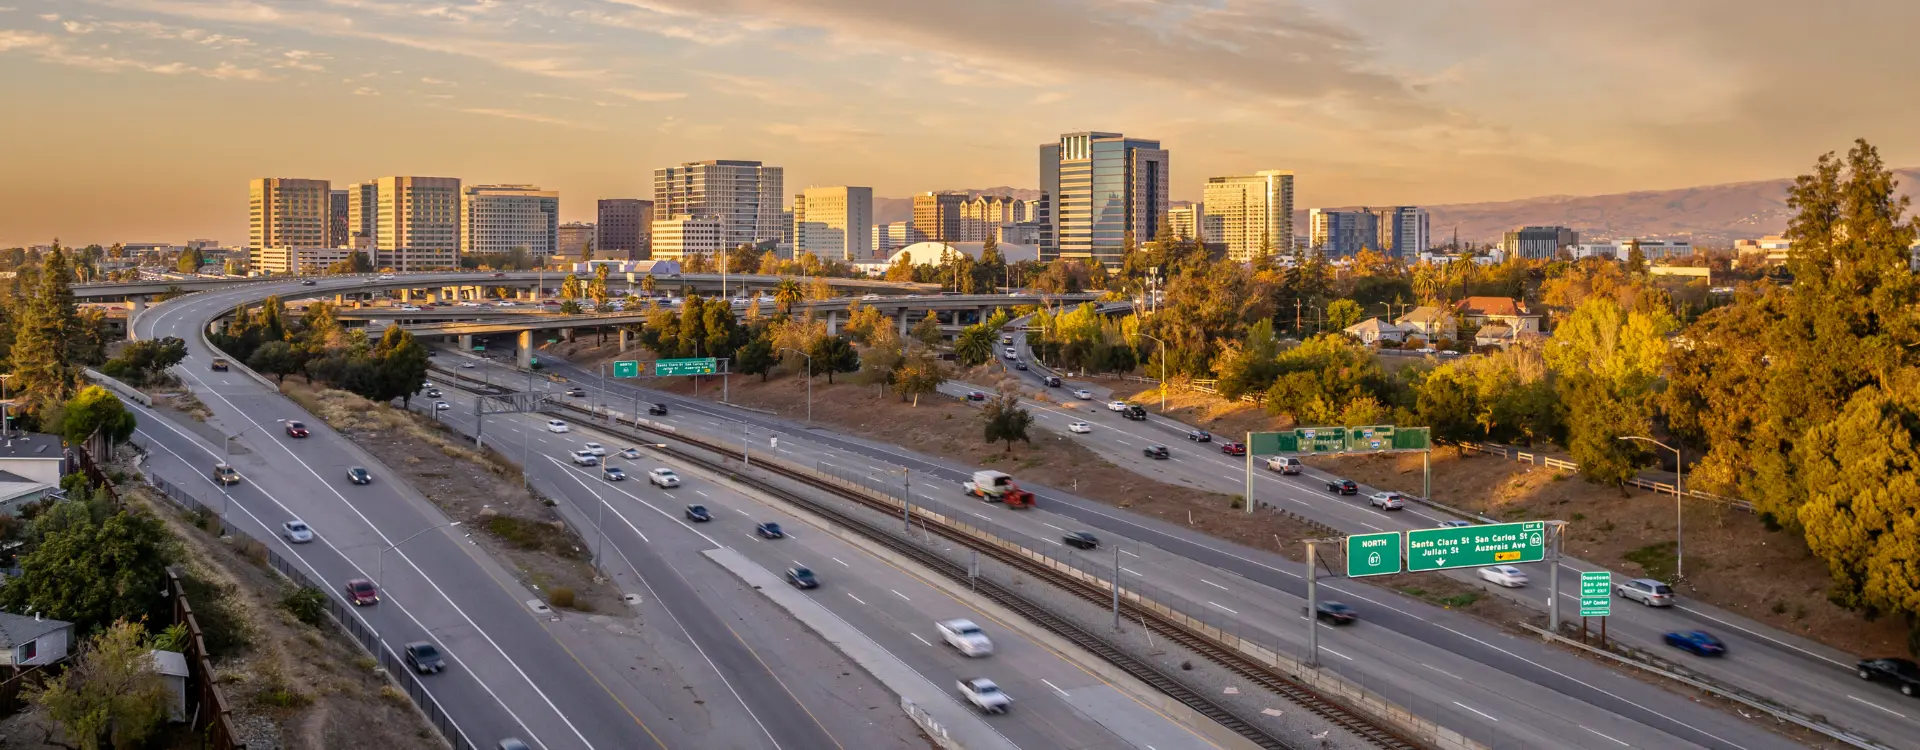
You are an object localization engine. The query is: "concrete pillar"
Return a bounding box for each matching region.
[517,330,533,369]
[618,328,630,353]
[335,293,345,305]
[899,311,910,337]
[977,306,990,324]
[428,291,441,304]
[127,295,146,314]
[827,309,840,336]
[459,334,473,352]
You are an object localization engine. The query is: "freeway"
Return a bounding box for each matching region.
[415,379,1242,750]
[129,277,923,750]
[1000,330,1920,750]
[451,350,1804,750]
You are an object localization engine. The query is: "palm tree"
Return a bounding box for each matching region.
[641,274,656,295]
[773,278,803,315]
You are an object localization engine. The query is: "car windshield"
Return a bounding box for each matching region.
[689,505,706,513]
[763,523,781,531]
[975,683,1000,694]
[1325,603,1352,613]
[413,645,440,659]
[951,623,981,635]
[793,568,812,578]
[658,470,677,477]
[289,422,304,429]
[287,522,308,532]
[350,581,374,593]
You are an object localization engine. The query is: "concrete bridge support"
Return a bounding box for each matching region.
[618,328,630,353]
[517,330,533,369]
[827,310,840,336]
[459,334,473,352]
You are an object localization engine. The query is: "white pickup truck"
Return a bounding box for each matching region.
[935,619,993,657]
[957,678,1011,714]
[570,450,599,466]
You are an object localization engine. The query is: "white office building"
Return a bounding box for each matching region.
[1203,171,1295,263]
[792,186,874,260]
[650,215,725,260]
[654,160,785,249]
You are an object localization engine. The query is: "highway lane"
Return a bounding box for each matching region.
[999,332,1920,748]
[423,383,1228,750]
[455,351,1804,750]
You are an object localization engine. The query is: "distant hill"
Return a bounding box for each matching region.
[1367,168,1920,247]
[874,187,1040,226]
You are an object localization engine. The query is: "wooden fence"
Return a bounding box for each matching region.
[1451,440,1756,514]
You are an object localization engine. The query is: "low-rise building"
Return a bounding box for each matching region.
[1395,306,1457,339]
[1475,324,1517,349]
[1345,317,1407,345]
[887,241,1039,267]
[0,612,72,667]
[1454,296,1542,333]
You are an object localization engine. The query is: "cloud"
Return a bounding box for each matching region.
[700,71,823,107]
[61,20,94,34]
[0,27,273,80]
[605,87,686,102]
[419,76,451,85]
[459,107,602,131]
[351,86,378,95]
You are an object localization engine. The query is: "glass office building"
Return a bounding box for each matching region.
[1039,132,1168,267]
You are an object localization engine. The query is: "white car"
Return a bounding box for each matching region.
[570,450,599,466]
[457,301,482,307]
[1367,492,1405,510]
[648,468,681,488]
[1003,349,1018,360]
[936,619,993,657]
[1073,389,1094,400]
[619,448,641,459]
[433,401,451,411]
[1267,456,1302,474]
[958,678,1011,714]
[1479,565,1529,588]
[397,305,421,312]
[378,274,396,280]
[582,442,606,457]
[281,520,315,544]
[546,419,570,433]
[1105,401,1128,412]
[1067,421,1092,434]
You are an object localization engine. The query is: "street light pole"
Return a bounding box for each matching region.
[1131,333,1167,413]
[1619,435,1684,580]
[380,521,462,586]
[779,347,813,423]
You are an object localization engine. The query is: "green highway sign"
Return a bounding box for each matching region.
[1580,571,1612,617]
[1296,427,1348,453]
[1346,532,1403,578]
[1250,426,1431,454]
[1406,521,1546,572]
[1348,425,1395,452]
[612,360,640,378]
[654,357,717,376]
[1249,431,1288,455]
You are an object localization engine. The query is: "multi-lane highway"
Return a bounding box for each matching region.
[462,349,1807,750]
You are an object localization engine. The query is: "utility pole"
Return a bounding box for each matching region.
[1548,521,1566,632]
[1112,542,1122,632]
[1301,538,1342,667]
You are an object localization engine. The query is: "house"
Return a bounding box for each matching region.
[1454,296,1543,333]
[1344,317,1408,345]
[0,433,65,515]
[1475,324,1516,349]
[151,650,190,722]
[1395,306,1456,339]
[0,612,72,667]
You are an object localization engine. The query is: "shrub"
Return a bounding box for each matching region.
[548,587,575,609]
[281,587,328,627]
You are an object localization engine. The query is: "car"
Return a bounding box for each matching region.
[965,391,988,402]
[345,578,379,606]
[1367,491,1405,510]
[1106,400,1128,412]
[300,279,317,286]
[937,619,994,657]
[1221,442,1246,456]
[756,522,785,539]
[786,566,819,589]
[1267,456,1302,474]
[1665,630,1727,657]
[1121,405,1147,421]
[457,301,481,307]
[285,421,309,438]
[1143,445,1170,459]
[212,462,241,486]
[1617,578,1675,607]
[546,419,569,433]
[1044,376,1062,387]
[1308,601,1357,625]
[619,448,641,459]
[1067,421,1091,434]
[403,641,445,674]
[648,468,680,488]
[1062,531,1099,549]
[433,401,451,411]
[1857,658,1920,696]
[1417,347,1437,354]
[397,305,421,312]
[210,358,230,372]
[647,403,668,416]
[1326,479,1358,495]
[582,443,607,456]
[491,272,507,278]
[1073,389,1093,400]
[571,450,599,466]
[424,388,442,398]
[282,520,314,543]
[1014,362,1028,371]
[957,678,1011,714]
[1437,520,1474,528]
[1478,565,1528,588]
[1186,429,1212,443]
[601,467,626,481]
[861,294,880,301]
[346,466,373,485]
[685,504,711,522]
[1001,335,1014,345]
[565,387,587,397]
[497,741,530,750]
[458,363,475,369]
[378,273,396,280]
[1003,350,1018,360]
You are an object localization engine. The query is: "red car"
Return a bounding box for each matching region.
[491,272,507,278]
[345,578,380,606]
[1220,442,1246,456]
[285,421,309,438]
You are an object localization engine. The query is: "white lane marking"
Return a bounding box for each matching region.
[552,466,650,544]
[972,512,990,520]
[1320,647,1354,661]
[1040,678,1070,698]
[912,633,933,647]
[1201,579,1228,591]
[1356,521,1383,531]
[696,490,710,498]
[891,589,912,602]
[1420,662,1462,680]
[1121,567,1144,577]
[1453,702,1499,722]
[1847,694,1910,718]
[734,508,752,516]
[1042,522,1064,532]
[832,557,849,568]
[1119,549,1139,558]
[1206,601,1239,615]
[1581,726,1630,747]
[847,592,868,606]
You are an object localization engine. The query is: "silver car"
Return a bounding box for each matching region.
[1617,578,1675,607]
[281,520,315,544]
[1367,492,1405,510]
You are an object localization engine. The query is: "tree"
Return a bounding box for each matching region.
[736,334,777,381]
[893,351,946,406]
[59,386,136,447]
[327,251,372,275]
[559,299,583,315]
[590,264,610,309]
[370,326,430,407]
[247,340,301,384]
[14,245,79,415]
[1794,373,1920,621]
[910,314,943,348]
[1325,298,1363,332]
[773,278,803,314]
[640,274,657,295]
[561,273,582,301]
[885,255,916,282]
[174,248,203,274]
[981,391,1034,453]
[100,337,187,386]
[1211,319,1282,400]
[1625,239,1647,276]
[809,334,860,384]
[954,324,995,367]
[0,502,172,634]
[32,619,171,750]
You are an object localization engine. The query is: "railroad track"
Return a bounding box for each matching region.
[433,367,1427,750]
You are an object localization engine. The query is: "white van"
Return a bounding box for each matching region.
[546,419,570,433]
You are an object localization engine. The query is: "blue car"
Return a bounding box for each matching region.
[1664,630,1726,657]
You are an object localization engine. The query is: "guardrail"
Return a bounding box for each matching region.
[1451,440,1756,513]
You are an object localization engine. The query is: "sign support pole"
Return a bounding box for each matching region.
[1423,448,1431,500]
[1244,431,1254,515]
[1549,522,1564,632]
[1112,543,1122,632]
[1305,539,1321,667]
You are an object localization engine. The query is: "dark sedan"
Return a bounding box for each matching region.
[685,504,711,522]
[756,522,785,539]
[403,641,445,674]
[347,466,373,485]
[1309,601,1357,625]
[1186,430,1212,443]
[1858,657,1920,697]
[1062,531,1099,550]
[1326,479,1358,495]
[786,567,819,589]
[1664,630,1727,657]
[1143,445,1170,460]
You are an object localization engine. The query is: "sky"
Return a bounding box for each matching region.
[2,0,1917,247]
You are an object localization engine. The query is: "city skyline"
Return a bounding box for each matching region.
[5,0,1920,246]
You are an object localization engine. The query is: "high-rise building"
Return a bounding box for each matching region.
[346,182,379,250]
[328,189,349,249]
[792,186,874,261]
[460,184,559,257]
[248,178,331,273]
[1039,131,1169,266]
[376,176,461,271]
[653,160,784,249]
[1166,205,1199,240]
[1308,208,1381,258]
[596,199,653,259]
[1203,171,1295,263]
[1387,207,1430,259]
[913,192,967,243]
[557,223,595,260]
[650,215,725,260]
[873,221,915,256]
[959,196,1029,241]
[1502,226,1579,260]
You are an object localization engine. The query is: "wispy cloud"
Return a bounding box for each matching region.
[701,71,822,107]
[459,106,602,131]
[0,27,273,80]
[351,85,378,95]
[606,87,685,102]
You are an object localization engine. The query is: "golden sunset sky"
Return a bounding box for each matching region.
[1,0,1914,246]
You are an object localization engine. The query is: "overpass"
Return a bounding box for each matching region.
[73,271,939,306]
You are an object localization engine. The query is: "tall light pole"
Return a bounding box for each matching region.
[779,347,813,423]
[1131,333,1167,413]
[380,521,461,586]
[1619,436,1684,581]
